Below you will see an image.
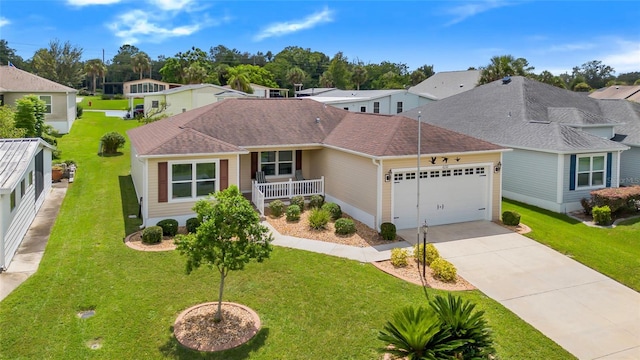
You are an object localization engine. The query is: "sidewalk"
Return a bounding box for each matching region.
[0,181,67,302]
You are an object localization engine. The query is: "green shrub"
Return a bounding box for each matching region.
[581,198,593,215]
[592,205,612,226]
[430,258,457,282]
[186,217,201,233]
[414,243,440,265]
[380,222,396,241]
[113,93,125,100]
[141,226,163,244]
[502,210,521,226]
[269,200,285,217]
[76,104,83,119]
[321,202,342,220]
[100,131,126,154]
[334,218,356,235]
[390,248,409,267]
[308,208,330,230]
[156,219,178,236]
[290,195,305,211]
[309,194,324,209]
[286,205,301,221]
[591,185,640,214]
[101,93,111,100]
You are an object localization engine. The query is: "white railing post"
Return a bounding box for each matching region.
[321,176,325,196]
[288,178,293,198]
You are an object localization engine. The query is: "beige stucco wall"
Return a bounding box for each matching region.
[146,154,239,222]
[381,152,502,223]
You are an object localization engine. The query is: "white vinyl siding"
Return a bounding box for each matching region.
[620,146,640,186]
[581,126,614,139]
[502,149,558,203]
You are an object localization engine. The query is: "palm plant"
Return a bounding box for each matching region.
[84,59,106,95]
[351,65,368,90]
[430,294,495,359]
[131,52,151,80]
[479,54,534,84]
[227,67,252,93]
[286,67,306,96]
[378,306,463,360]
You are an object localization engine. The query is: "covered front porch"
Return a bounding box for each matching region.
[251,177,324,215]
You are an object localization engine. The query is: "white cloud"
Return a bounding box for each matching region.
[444,0,514,26]
[67,0,121,6]
[545,43,597,53]
[0,17,9,27]
[254,7,333,41]
[602,41,640,74]
[107,10,204,44]
[147,0,196,12]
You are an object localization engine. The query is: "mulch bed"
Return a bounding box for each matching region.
[123,226,188,251]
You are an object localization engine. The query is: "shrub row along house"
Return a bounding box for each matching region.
[127,98,508,230]
[404,76,639,213]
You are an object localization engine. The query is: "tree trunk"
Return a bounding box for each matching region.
[214,273,226,322]
[92,74,97,94]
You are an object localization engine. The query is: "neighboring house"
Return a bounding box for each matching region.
[295,87,336,97]
[589,85,640,102]
[404,76,632,213]
[409,70,481,100]
[123,78,181,98]
[0,65,77,134]
[127,99,508,231]
[0,138,54,270]
[139,84,255,117]
[307,89,436,115]
[246,83,289,98]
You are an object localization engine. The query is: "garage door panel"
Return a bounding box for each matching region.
[393,167,489,229]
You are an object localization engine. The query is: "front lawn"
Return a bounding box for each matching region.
[78,95,142,110]
[503,198,640,291]
[0,112,573,359]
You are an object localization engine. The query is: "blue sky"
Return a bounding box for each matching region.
[1,0,639,75]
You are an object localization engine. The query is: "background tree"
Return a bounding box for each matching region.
[175,186,273,322]
[183,62,208,84]
[14,95,46,138]
[106,44,140,83]
[0,106,26,138]
[0,40,28,69]
[478,55,534,84]
[227,66,252,93]
[286,66,306,95]
[351,64,368,90]
[535,70,566,89]
[573,60,615,89]
[31,39,84,87]
[84,59,106,94]
[234,64,277,88]
[365,61,409,89]
[131,52,151,79]
[616,71,640,86]
[325,52,352,89]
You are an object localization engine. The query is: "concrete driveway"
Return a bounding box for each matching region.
[398,221,640,360]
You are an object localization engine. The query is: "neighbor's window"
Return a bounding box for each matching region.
[170,161,217,199]
[373,102,380,114]
[39,95,52,113]
[260,151,293,176]
[28,171,33,186]
[152,100,159,108]
[577,154,605,188]
[20,179,26,198]
[10,190,16,211]
[396,101,403,114]
[360,106,366,112]
[130,85,138,93]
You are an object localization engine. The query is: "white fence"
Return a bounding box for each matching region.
[252,177,325,215]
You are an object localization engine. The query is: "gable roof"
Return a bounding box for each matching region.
[589,85,640,100]
[409,70,481,100]
[0,66,77,93]
[307,89,436,104]
[403,76,629,154]
[0,138,54,193]
[296,87,336,96]
[128,98,505,158]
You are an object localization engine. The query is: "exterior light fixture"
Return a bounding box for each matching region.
[495,161,502,173]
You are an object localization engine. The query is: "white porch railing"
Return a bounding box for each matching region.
[252,176,325,215]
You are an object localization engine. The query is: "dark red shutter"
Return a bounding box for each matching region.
[220,159,229,190]
[296,150,302,171]
[251,152,258,179]
[158,162,168,203]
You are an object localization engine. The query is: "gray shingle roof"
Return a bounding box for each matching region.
[128,98,506,157]
[589,85,640,100]
[0,66,77,93]
[403,76,630,153]
[409,70,481,100]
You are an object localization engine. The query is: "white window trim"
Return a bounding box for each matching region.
[39,95,52,114]
[259,150,295,178]
[576,153,607,190]
[168,159,219,203]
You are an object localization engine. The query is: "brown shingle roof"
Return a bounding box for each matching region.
[0,66,77,93]
[128,98,506,157]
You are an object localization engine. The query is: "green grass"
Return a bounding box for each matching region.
[78,95,142,110]
[0,113,573,359]
[503,198,640,291]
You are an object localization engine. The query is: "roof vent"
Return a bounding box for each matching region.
[502,76,511,84]
[315,117,320,123]
[459,84,464,87]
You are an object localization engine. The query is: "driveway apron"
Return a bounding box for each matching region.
[399,221,640,360]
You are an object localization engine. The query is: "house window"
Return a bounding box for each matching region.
[343,107,349,111]
[170,161,217,199]
[373,102,380,114]
[394,173,403,181]
[360,106,366,112]
[476,167,485,175]
[577,154,605,188]
[453,169,462,176]
[10,189,16,211]
[405,172,416,180]
[419,171,428,178]
[442,170,451,177]
[130,85,138,93]
[260,151,293,176]
[465,168,474,175]
[396,101,403,114]
[39,95,52,113]
[28,171,33,186]
[152,101,159,108]
[430,171,440,178]
[159,85,166,91]
[20,179,26,198]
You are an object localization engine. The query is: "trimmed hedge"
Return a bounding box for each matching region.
[414,243,440,265]
[334,218,356,235]
[592,205,612,226]
[186,217,201,233]
[430,258,457,282]
[156,219,178,236]
[380,222,396,241]
[286,205,301,221]
[390,248,409,267]
[290,196,305,211]
[590,185,640,214]
[269,200,285,217]
[321,202,342,220]
[309,195,324,209]
[502,211,521,226]
[142,226,163,244]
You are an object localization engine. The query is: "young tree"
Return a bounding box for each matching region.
[175,186,273,322]
[14,95,46,138]
[0,106,26,138]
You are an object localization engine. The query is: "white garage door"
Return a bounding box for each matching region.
[393,166,490,229]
